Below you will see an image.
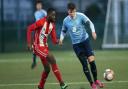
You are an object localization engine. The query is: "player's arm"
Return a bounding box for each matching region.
[27,18,45,49]
[59,21,67,45]
[82,14,97,40]
[87,20,97,40]
[50,24,58,44]
[27,24,36,50]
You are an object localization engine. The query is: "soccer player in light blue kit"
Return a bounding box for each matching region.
[34,1,47,21]
[31,0,47,69]
[59,3,104,89]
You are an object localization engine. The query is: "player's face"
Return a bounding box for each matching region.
[36,3,42,10]
[68,9,76,18]
[48,11,56,22]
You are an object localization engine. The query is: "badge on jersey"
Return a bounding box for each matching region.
[72,27,77,32]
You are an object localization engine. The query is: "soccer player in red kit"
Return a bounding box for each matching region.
[27,8,68,89]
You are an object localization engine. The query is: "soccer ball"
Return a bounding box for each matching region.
[103,69,114,81]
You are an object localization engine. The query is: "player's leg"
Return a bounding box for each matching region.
[73,41,98,89]
[88,56,104,88]
[31,52,37,69]
[78,53,94,85]
[88,56,97,82]
[84,38,104,88]
[38,56,50,89]
[34,46,50,89]
[46,52,68,89]
[78,54,98,89]
[31,43,37,69]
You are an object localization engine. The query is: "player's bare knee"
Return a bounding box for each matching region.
[50,57,56,64]
[44,65,50,73]
[88,56,95,62]
[47,57,56,64]
[47,54,56,64]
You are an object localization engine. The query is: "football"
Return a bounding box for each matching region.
[103,69,114,81]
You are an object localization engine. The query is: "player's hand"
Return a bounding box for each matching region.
[31,62,37,69]
[56,39,59,44]
[59,40,63,46]
[92,32,97,40]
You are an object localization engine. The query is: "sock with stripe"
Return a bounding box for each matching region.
[90,61,97,81]
[51,64,64,85]
[39,71,49,88]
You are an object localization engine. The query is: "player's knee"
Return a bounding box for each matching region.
[78,54,87,66]
[88,56,95,62]
[47,55,56,64]
[50,59,56,64]
[78,56,88,72]
[44,66,51,73]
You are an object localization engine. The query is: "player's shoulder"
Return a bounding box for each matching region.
[41,9,47,13]
[76,12,87,17]
[35,9,46,14]
[63,16,70,23]
[34,10,38,15]
[34,10,40,17]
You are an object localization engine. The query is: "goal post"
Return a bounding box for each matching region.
[102,0,128,48]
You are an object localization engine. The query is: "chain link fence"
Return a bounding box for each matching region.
[0,0,107,52]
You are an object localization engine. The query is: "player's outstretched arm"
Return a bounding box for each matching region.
[87,20,97,40]
[50,25,58,44]
[92,32,97,40]
[59,31,65,46]
[27,18,46,50]
[89,21,97,40]
[27,26,34,51]
[59,21,67,46]
[82,13,97,40]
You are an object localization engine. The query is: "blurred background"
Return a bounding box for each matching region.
[0,0,128,52]
[0,1,128,89]
[0,0,108,52]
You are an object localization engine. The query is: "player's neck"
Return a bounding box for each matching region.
[37,8,42,11]
[70,13,76,19]
[46,18,51,23]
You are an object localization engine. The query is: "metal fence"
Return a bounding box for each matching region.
[0,0,107,52]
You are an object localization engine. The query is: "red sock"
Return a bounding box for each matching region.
[51,64,63,83]
[39,71,49,88]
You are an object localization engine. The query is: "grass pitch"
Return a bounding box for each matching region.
[0,50,128,89]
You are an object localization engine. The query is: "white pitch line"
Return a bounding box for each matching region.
[0,81,128,87]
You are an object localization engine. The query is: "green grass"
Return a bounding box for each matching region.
[0,50,128,89]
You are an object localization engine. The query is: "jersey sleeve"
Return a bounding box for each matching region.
[81,13,95,32]
[50,24,58,44]
[27,18,45,45]
[27,24,36,45]
[81,13,90,23]
[60,20,68,41]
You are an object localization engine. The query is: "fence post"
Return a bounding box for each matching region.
[1,0,5,52]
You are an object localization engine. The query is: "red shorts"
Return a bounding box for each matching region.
[34,44,49,65]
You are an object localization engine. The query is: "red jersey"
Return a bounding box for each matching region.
[27,17,58,47]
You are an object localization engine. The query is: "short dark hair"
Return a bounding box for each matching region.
[36,0,42,5]
[47,8,55,14]
[67,3,76,10]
